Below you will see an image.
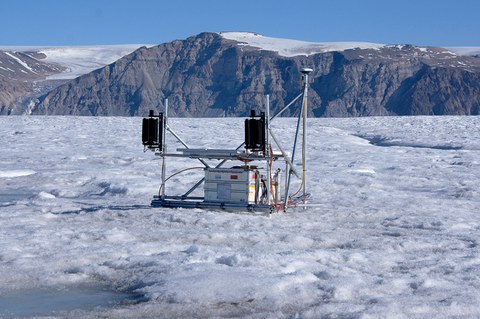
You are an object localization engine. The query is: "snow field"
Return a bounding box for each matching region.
[219,32,385,57]
[1,116,480,318]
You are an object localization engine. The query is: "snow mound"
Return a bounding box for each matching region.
[0,169,36,178]
[219,32,385,57]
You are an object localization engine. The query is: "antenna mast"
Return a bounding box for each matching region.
[301,68,312,199]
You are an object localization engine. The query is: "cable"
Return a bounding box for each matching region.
[158,166,205,196]
[268,144,274,205]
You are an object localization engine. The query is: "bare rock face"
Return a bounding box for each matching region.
[23,33,480,116]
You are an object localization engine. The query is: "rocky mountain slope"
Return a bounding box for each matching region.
[0,45,143,115]
[6,32,480,116]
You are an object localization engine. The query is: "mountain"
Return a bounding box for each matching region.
[0,50,64,115]
[6,32,480,116]
[0,45,145,115]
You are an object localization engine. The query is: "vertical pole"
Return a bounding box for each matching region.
[284,106,303,211]
[302,74,308,198]
[284,160,289,206]
[161,99,168,199]
[300,68,312,201]
[265,94,271,206]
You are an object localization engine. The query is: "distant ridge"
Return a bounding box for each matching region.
[1,32,480,116]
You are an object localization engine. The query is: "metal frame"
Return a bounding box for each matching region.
[147,68,312,213]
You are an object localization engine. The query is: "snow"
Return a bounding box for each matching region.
[220,32,480,59]
[1,115,480,318]
[219,32,385,57]
[3,52,36,74]
[0,169,36,178]
[446,47,480,56]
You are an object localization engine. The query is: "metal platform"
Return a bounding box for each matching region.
[151,196,274,213]
[156,148,284,161]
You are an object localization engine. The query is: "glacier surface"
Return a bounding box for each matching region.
[1,116,480,318]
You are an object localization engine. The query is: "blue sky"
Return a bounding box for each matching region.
[1,0,479,47]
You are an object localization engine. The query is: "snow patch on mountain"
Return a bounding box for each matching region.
[219,32,385,56]
[3,52,36,74]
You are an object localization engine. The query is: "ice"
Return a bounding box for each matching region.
[0,285,143,317]
[220,32,480,58]
[447,46,480,56]
[39,45,148,79]
[219,32,385,57]
[1,115,480,317]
